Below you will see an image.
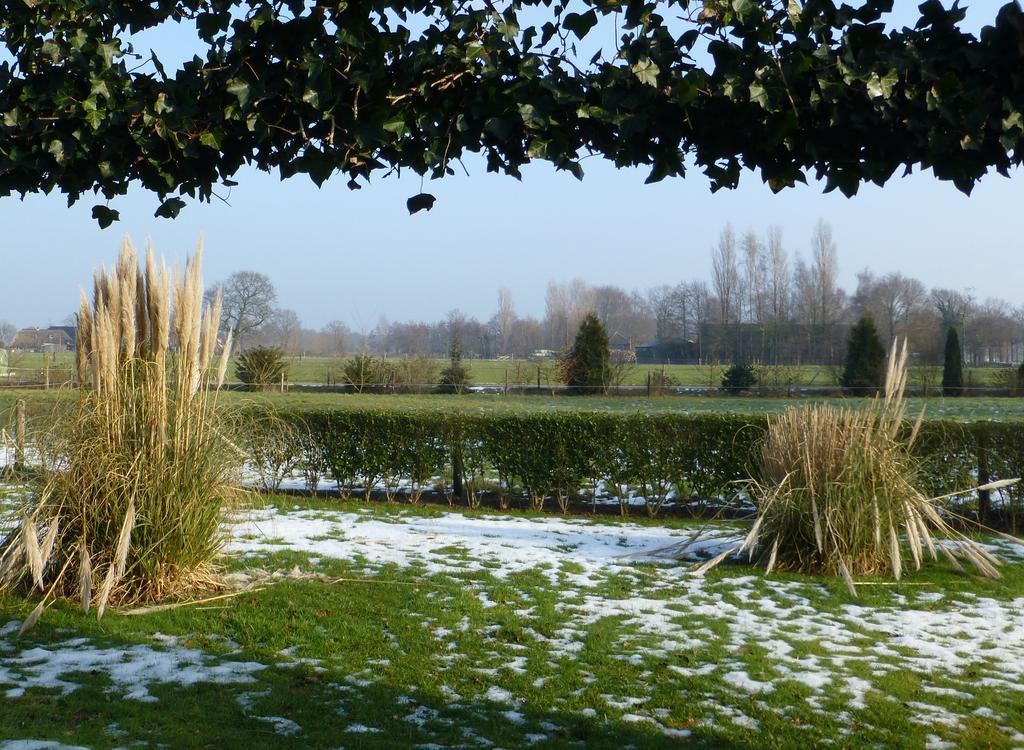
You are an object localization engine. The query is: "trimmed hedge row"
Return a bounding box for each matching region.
[267,409,1024,523]
[282,411,764,515]
[913,421,1024,524]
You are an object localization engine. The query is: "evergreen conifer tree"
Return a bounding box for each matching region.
[841,315,886,396]
[563,314,610,395]
[721,363,758,394]
[942,327,964,397]
[437,333,471,394]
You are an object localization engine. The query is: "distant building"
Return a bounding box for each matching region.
[635,339,699,365]
[10,326,76,353]
[530,349,558,360]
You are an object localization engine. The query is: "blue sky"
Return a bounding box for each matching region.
[0,1,1020,331]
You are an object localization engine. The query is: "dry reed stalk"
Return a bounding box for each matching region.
[79,543,93,612]
[0,237,238,629]
[693,338,1023,594]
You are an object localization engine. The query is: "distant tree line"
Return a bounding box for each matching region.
[199,221,1024,369]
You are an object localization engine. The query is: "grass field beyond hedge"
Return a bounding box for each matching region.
[5,387,1024,422]
[4,351,1016,387]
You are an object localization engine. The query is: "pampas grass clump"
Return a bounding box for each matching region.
[728,340,1015,594]
[0,238,235,625]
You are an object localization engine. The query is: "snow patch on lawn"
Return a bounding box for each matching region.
[227,506,738,587]
[226,504,1024,743]
[0,631,266,701]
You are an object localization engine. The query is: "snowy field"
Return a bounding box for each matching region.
[2,500,1024,748]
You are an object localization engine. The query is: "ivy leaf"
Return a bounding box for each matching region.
[866,70,898,100]
[631,59,660,87]
[48,140,65,163]
[91,205,120,228]
[732,0,756,20]
[154,197,187,219]
[749,82,770,108]
[200,130,222,149]
[562,11,598,39]
[98,41,119,68]
[383,118,408,135]
[406,193,436,214]
[226,79,251,107]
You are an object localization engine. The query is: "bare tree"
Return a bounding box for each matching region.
[711,224,739,324]
[932,287,974,362]
[496,287,515,354]
[210,271,277,349]
[809,220,843,328]
[264,308,302,354]
[0,319,17,347]
[544,279,594,349]
[852,271,927,346]
[765,226,790,324]
[968,298,1020,365]
[322,320,351,355]
[648,284,680,341]
[592,285,645,347]
[932,288,972,331]
[741,229,766,323]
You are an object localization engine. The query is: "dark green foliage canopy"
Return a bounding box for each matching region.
[721,362,757,394]
[841,315,885,395]
[943,326,964,396]
[564,313,609,394]
[2,1,1023,225]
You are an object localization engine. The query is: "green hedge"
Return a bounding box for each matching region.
[284,410,1024,524]
[295,410,768,516]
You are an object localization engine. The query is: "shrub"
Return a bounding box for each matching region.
[237,407,305,493]
[721,363,757,394]
[437,334,471,394]
[728,342,1005,594]
[942,327,964,397]
[0,239,236,624]
[393,356,439,394]
[841,315,886,396]
[343,353,391,392]
[562,313,609,395]
[606,350,636,388]
[648,368,681,396]
[235,346,288,391]
[293,418,329,493]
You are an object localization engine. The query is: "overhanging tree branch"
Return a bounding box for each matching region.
[0,0,1022,225]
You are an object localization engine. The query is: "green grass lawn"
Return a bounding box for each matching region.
[2,494,1024,749]
[226,390,1024,420]
[1,351,1013,390]
[253,355,1013,389]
